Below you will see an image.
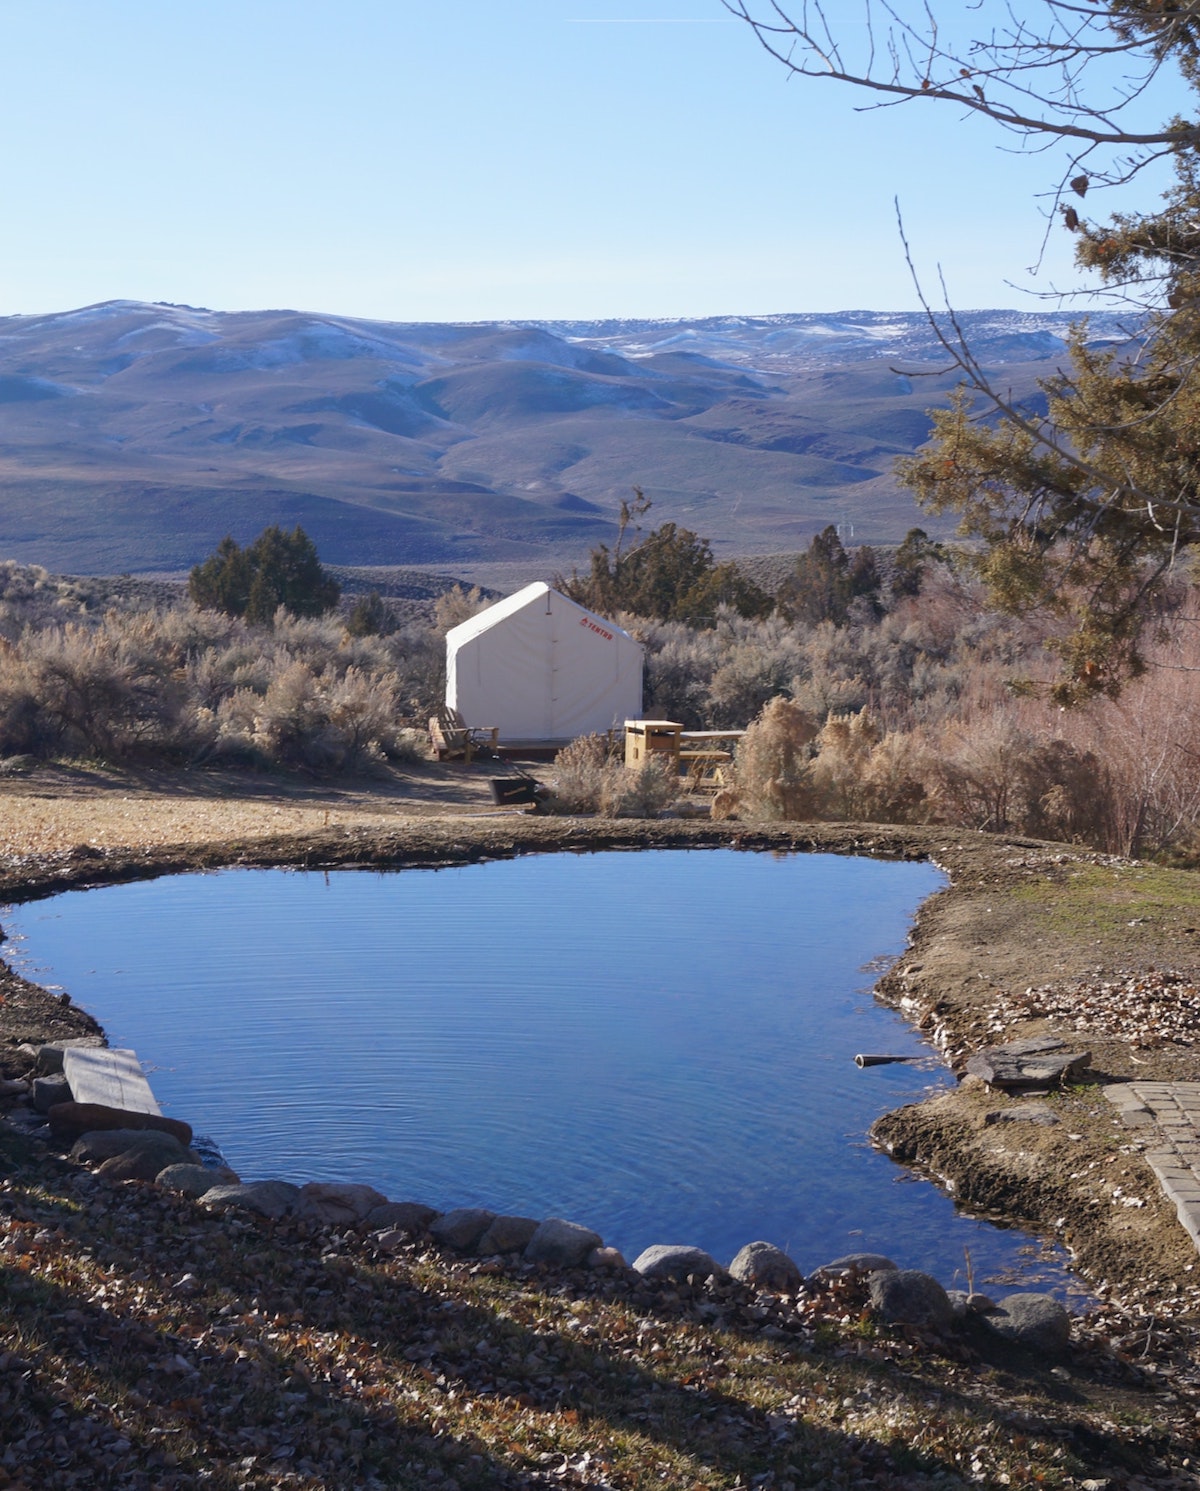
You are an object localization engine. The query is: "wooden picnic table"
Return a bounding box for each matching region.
[661,727,747,789]
[679,729,746,744]
[623,721,747,789]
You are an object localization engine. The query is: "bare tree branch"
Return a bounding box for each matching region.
[722,0,1200,178]
[892,202,1200,523]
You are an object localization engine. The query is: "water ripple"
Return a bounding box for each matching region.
[5,850,1085,1297]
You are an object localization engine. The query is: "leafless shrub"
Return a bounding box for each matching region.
[547,734,614,814]
[790,672,871,720]
[925,710,1103,841]
[2,547,1199,853]
[707,635,800,728]
[811,709,882,819]
[324,666,404,771]
[0,644,56,756]
[6,616,191,760]
[0,595,435,773]
[214,661,405,772]
[710,786,740,821]
[856,730,933,825]
[640,627,718,724]
[386,727,430,765]
[736,705,932,826]
[1044,617,1200,857]
[930,713,1040,834]
[433,585,490,634]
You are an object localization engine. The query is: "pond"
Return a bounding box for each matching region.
[4,849,1083,1296]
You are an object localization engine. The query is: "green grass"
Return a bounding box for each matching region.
[1010,861,1200,944]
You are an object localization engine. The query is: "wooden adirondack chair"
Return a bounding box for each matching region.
[428,704,499,762]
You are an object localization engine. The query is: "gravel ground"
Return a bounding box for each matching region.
[0,761,500,861]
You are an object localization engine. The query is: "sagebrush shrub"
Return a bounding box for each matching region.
[599,756,675,818]
[549,734,675,818]
[549,734,612,814]
[733,696,820,821]
[3,548,1200,856]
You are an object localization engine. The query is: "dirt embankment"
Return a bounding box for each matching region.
[871,843,1200,1308]
[2,763,1200,1311]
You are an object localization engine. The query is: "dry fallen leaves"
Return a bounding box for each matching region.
[987,968,1200,1050]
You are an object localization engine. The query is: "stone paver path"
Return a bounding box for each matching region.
[1107,1082,1200,1252]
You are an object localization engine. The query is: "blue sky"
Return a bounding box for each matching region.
[0,0,1176,321]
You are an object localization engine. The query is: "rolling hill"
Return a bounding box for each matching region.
[0,301,1131,574]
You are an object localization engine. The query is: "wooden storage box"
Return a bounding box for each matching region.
[624,719,683,769]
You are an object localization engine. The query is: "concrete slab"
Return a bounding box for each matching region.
[62,1048,161,1116]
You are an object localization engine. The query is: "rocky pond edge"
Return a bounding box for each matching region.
[2,814,1197,1325]
[5,1030,1076,1360]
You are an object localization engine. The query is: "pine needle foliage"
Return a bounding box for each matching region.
[189,525,340,625]
[561,491,771,626]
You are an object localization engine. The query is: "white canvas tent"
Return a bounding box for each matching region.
[445,582,643,743]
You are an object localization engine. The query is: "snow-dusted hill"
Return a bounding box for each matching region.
[551,308,1130,372]
[0,301,1125,573]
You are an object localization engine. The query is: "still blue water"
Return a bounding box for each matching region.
[4,850,1082,1295]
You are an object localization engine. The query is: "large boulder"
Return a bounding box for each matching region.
[965,1036,1090,1093]
[985,1293,1072,1354]
[72,1129,194,1170]
[50,1102,192,1148]
[729,1240,803,1294]
[203,1181,302,1220]
[811,1253,899,1279]
[429,1208,496,1252]
[97,1147,184,1183]
[631,1245,727,1283]
[36,1038,104,1075]
[946,1290,998,1323]
[478,1215,540,1255]
[366,1201,439,1235]
[868,1269,954,1333]
[297,1182,388,1226]
[157,1163,240,1197]
[588,1246,628,1271]
[32,1074,72,1113]
[524,1218,602,1268]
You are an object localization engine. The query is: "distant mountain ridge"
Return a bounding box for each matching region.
[0,301,1132,575]
[541,308,1124,369]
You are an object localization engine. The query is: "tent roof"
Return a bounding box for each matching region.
[445,581,638,649]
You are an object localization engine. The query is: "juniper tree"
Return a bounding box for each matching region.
[727,0,1200,697]
[561,491,771,625]
[779,525,883,626]
[189,525,340,625]
[346,589,396,638]
[890,528,940,602]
